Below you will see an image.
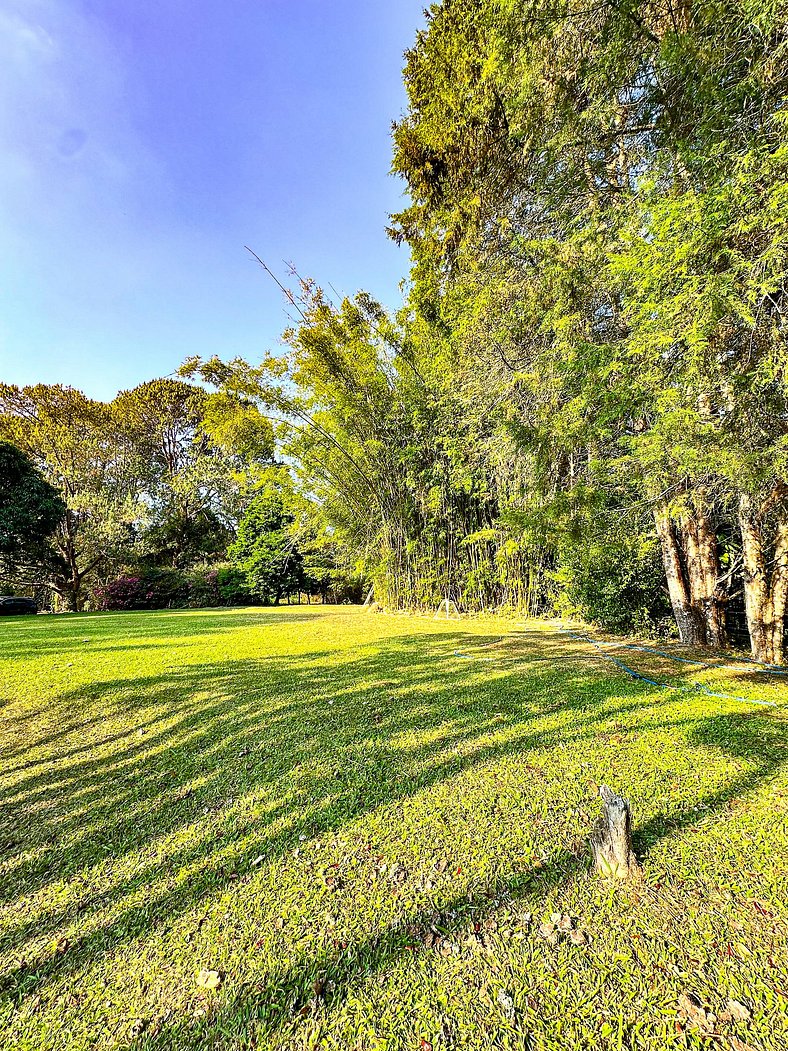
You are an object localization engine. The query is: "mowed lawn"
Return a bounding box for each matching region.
[1,608,787,1051]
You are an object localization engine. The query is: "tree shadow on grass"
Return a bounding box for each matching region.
[0,638,604,918]
[130,722,787,1050]
[0,624,785,1043]
[128,716,787,1049]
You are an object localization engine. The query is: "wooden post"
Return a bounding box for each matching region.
[590,785,641,880]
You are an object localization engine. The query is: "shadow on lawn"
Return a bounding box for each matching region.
[0,622,785,1046]
[140,712,787,1049]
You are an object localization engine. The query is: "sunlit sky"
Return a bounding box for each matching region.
[0,0,426,400]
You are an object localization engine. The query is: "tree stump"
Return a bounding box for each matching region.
[589,785,641,880]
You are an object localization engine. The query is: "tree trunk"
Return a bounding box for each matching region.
[654,507,707,645]
[590,785,641,880]
[51,571,81,612]
[738,493,788,665]
[682,509,727,647]
[654,502,727,647]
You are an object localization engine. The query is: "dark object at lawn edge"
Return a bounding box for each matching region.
[590,785,641,880]
[0,596,38,615]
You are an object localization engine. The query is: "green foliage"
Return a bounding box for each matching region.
[553,529,674,636]
[114,378,271,568]
[230,488,305,604]
[215,564,257,605]
[0,442,65,582]
[0,384,143,609]
[0,380,275,608]
[6,0,788,657]
[92,564,256,611]
[140,508,231,569]
[384,0,788,656]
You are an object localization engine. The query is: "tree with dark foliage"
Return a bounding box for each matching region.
[0,441,65,585]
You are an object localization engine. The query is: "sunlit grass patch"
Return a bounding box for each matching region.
[0,607,786,1050]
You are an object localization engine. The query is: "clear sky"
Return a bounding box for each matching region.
[0,0,426,400]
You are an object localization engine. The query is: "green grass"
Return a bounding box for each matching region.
[1,606,786,1051]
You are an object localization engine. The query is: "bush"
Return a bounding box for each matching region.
[186,567,221,607]
[92,569,189,611]
[216,565,256,604]
[552,531,673,636]
[329,571,366,604]
[186,564,257,607]
[92,564,257,611]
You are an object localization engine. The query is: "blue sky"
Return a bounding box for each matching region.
[0,0,426,399]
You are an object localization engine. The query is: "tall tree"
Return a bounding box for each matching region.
[0,442,65,586]
[0,385,142,609]
[113,379,230,567]
[229,485,304,605]
[390,0,788,659]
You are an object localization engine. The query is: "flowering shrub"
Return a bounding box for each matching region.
[92,570,188,611]
[92,565,255,611]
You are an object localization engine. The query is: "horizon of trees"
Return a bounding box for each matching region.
[0,380,360,610]
[182,0,788,664]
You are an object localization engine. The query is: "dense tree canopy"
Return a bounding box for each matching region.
[229,485,304,605]
[384,0,788,661]
[184,0,787,660]
[0,442,65,585]
[0,380,275,608]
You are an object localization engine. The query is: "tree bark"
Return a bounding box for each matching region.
[654,501,727,647]
[683,509,727,647]
[654,507,706,645]
[738,493,788,665]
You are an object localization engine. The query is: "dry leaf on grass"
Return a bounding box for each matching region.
[196,969,222,990]
[497,989,516,1021]
[719,999,752,1023]
[677,991,716,1034]
[538,914,587,945]
[423,929,440,949]
[538,921,559,944]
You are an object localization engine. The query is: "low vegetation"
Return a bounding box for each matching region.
[1,606,786,1050]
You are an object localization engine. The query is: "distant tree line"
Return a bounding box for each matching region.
[0,380,363,610]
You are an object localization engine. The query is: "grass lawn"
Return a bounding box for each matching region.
[1,606,787,1051]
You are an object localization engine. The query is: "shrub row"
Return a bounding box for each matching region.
[91,565,255,611]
